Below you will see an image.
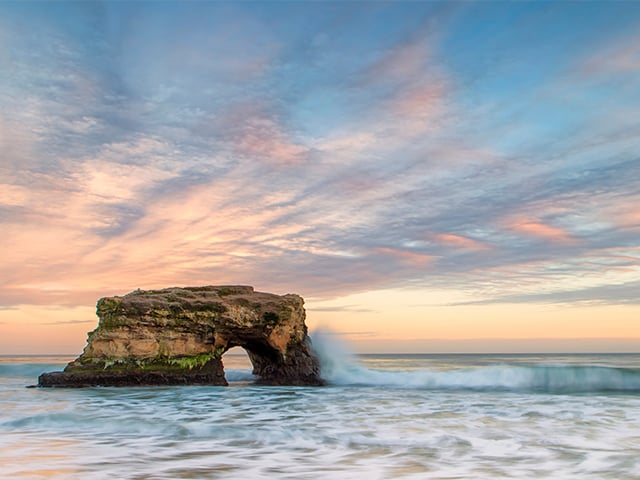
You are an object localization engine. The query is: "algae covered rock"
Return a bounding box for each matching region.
[38,286,323,387]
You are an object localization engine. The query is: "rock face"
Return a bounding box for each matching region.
[38,286,323,387]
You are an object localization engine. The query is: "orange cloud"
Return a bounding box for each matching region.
[375,247,434,266]
[509,220,577,244]
[434,233,489,251]
[620,209,640,229]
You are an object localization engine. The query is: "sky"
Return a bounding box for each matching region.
[1,1,639,354]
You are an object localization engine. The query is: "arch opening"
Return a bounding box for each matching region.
[220,346,255,384]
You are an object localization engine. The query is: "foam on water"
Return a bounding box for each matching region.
[2,348,640,479]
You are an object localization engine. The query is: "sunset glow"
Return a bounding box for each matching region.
[1,1,639,354]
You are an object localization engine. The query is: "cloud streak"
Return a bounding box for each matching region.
[39,319,95,326]
[454,280,640,306]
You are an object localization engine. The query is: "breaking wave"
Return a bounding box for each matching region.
[311,330,640,394]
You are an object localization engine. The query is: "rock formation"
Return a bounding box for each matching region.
[38,286,323,387]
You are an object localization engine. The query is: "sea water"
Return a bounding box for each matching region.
[1,339,640,479]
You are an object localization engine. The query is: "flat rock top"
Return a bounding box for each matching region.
[123,285,293,301]
[127,285,256,297]
[101,285,303,314]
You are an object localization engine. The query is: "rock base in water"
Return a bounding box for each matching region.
[38,359,227,387]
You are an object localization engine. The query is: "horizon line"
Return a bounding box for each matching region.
[3,351,640,358]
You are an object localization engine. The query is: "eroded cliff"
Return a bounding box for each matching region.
[38,286,323,387]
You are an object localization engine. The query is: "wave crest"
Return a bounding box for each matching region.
[311,330,640,393]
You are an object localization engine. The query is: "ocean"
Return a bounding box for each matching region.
[2,338,640,479]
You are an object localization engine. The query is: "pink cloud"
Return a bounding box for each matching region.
[375,247,434,266]
[390,80,448,119]
[196,102,308,166]
[624,210,640,228]
[238,118,308,165]
[508,219,577,244]
[434,233,489,251]
[611,206,640,231]
[579,38,640,75]
[361,34,451,138]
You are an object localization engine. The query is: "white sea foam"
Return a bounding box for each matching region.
[2,352,640,479]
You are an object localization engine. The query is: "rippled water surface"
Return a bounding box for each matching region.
[2,348,640,479]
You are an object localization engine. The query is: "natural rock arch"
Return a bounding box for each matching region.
[39,286,323,387]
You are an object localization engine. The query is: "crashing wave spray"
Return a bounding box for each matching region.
[310,328,363,384]
[310,330,640,393]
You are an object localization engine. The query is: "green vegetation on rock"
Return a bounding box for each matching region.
[168,353,217,370]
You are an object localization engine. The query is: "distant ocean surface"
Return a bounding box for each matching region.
[2,340,640,479]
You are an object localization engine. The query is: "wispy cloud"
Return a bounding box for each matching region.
[0,1,639,312]
[307,305,376,314]
[433,234,489,252]
[39,319,95,326]
[506,219,578,244]
[454,280,640,306]
[576,29,640,77]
